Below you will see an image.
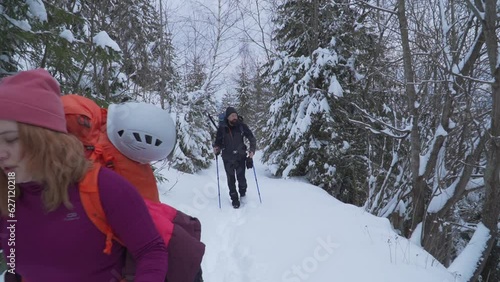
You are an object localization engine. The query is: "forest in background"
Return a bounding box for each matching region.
[2,1,500,281]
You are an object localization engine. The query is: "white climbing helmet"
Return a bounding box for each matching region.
[107,102,176,164]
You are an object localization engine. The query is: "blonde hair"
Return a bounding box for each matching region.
[0,123,91,216]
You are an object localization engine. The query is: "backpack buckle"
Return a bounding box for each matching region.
[94,145,103,155]
[105,161,114,168]
[77,115,91,128]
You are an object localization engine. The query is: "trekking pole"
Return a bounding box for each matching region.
[207,113,218,131]
[252,165,262,203]
[216,155,221,209]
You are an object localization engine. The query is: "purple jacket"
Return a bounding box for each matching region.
[0,167,168,282]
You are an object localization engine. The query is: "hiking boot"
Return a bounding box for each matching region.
[232,198,240,209]
[239,188,247,197]
[230,192,238,200]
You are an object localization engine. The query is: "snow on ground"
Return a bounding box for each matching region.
[157,151,462,282]
[0,151,463,282]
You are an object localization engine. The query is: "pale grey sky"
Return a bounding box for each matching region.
[160,0,273,100]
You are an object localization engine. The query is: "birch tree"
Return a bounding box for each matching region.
[236,0,278,62]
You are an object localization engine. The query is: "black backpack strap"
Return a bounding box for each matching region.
[240,124,245,138]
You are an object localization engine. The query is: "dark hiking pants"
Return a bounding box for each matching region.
[223,158,247,200]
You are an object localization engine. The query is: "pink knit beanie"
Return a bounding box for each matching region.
[0,68,67,133]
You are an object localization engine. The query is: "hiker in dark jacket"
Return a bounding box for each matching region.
[213,107,257,208]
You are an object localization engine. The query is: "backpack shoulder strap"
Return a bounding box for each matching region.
[79,163,123,255]
[240,123,246,138]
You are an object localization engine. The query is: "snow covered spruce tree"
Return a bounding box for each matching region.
[109,0,160,91]
[235,65,252,119]
[234,55,255,125]
[235,61,273,145]
[107,0,179,107]
[261,0,379,203]
[221,90,236,110]
[0,0,126,98]
[250,64,273,145]
[172,89,214,173]
[234,45,273,137]
[0,0,32,75]
[0,0,92,87]
[170,55,214,173]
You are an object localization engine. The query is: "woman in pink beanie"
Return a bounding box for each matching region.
[0,69,168,281]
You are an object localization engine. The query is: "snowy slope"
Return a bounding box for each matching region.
[0,152,462,282]
[158,152,462,282]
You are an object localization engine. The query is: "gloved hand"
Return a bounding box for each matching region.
[213,147,220,156]
[246,157,253,169]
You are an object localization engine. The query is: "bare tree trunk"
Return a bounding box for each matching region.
[194,0,240,94]
[482,240,500,282]
[254,0,272,61]
[470,0,500,280]
[310,0,319,55]
[40,41,49,68]
[159,0,166,109]
[471,78,500,281]
[420,0,486,263]
[396,0,427,232]
[103,59,110,99]
[237,0,275,62]
[203,0,224,92]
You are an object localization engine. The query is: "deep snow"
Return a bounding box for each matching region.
[0,152,464,282]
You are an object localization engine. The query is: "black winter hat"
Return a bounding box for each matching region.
[225,106,238,118]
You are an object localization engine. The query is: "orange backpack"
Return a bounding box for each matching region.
[79,162,176,254]
[61,94,205,282]
[62,94,160,203]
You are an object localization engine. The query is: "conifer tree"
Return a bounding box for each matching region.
[251,64,273,146]
[0,0,125,98]
[170,54,213,173]
[235,62,253,123]
[221,90,236,111]
[261,0,379,202]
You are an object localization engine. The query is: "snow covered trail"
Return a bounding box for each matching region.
[158,152,461,282]
[0,152,461,282]
[158,156,265,282]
